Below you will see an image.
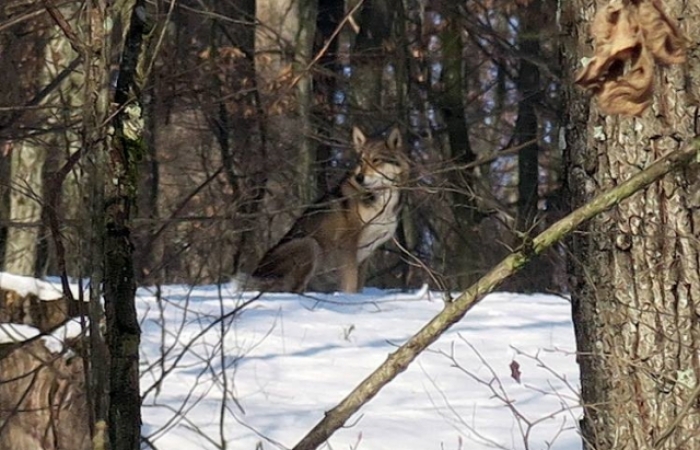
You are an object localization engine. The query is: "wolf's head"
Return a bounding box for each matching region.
[350,126,409,190]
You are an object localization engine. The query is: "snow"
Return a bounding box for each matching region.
[0,274,582,449]
[138,284,581,450]
[0,272,63,300]
[0,316,88,352]
[42,317,90,353]
[0,323,41,343]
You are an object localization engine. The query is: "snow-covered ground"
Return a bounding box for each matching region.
[0,273,581,449]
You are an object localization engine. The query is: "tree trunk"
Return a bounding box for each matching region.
[255,0,318,204]
[2,16,67,276]
[44,2,86,279]
[349,0,397,125]
[437,4,482,287]
[514,0,541,232]
[102,0,148,448]
[564,0,700,448]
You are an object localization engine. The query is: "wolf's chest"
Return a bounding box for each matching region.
[356,190,401,263]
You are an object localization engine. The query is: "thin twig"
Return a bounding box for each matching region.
[288,0,365,90]
[42,0,84,54]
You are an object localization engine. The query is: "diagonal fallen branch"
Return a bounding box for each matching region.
[293,140,699,450]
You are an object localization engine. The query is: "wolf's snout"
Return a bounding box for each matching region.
[355,173,365,184]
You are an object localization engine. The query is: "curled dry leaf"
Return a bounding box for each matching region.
[575,0,686,116]
[510,359,522,383]
[598,45,655,116]
[637,0,686,64]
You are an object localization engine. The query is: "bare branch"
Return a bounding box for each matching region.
[41,0,84,54]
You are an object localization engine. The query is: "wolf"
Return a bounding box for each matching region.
[249,126,409,293]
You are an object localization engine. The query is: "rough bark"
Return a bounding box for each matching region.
[563,0,700,448]
[73,0,113,437]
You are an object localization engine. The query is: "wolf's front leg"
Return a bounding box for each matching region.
[339,256,360,293]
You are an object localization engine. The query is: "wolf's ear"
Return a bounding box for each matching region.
[386,127,402,150]
[352,126,367,151]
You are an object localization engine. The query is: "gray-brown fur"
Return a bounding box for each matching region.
[251,126,409,293]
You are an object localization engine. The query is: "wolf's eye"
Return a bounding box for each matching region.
[372,158,400,167]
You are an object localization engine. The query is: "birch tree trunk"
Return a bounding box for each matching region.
[563,0,700,448]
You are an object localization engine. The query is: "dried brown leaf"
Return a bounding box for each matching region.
[599,44,655,115]
[510,360,522,383]
[575,0,686,116]
[638,0,686,64]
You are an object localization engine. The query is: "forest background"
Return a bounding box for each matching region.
[2,0,700,449]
